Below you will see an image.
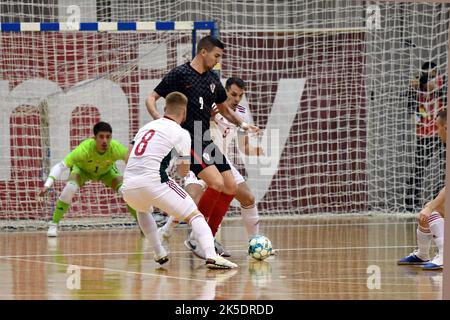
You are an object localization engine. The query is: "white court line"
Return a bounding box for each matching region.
[223,221,417,229]
[0,256,210,284]
[0,244,417,260]
[1,291,437,298]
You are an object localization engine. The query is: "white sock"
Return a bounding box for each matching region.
[241,204,260,237]
[416,227,432,260]
[428,212,444,256]
[161,215,177,236]
[137,212,166,257]
[190,215,216,259]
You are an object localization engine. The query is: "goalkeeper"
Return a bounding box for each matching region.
[39,121,138,237]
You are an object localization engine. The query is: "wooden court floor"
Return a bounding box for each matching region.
[0,216,442,300]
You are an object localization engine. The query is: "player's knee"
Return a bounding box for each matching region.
[59,180,79,204]
[222,176,237,195]
[240,193,255,207]
[418,218,429,229]
[224,181,237,195]
[208,179,225,192]
[184,210,204,225]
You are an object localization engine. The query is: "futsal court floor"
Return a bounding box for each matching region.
[0,215,442,300]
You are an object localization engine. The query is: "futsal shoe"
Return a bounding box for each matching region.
[206,255,238,269]
[184,239,206,260]
[422,255,443,271]
[154,249,169,265]
[47,222,59,237]
[397,250,430,265]
[214,239,231,257]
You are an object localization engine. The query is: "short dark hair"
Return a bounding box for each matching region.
[93,121,112,136]
[225,77,246,90]
[437,109,447,121]
[422,61,437,70]
[197,35,224,54]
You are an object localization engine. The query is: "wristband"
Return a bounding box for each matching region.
[239,121,249,130]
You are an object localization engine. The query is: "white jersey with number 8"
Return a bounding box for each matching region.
[124,117,191,189]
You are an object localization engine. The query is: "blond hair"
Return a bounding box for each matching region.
[165,92,188,116]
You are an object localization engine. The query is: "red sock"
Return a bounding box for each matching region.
[208,192,234,236]
[197,187,221,220]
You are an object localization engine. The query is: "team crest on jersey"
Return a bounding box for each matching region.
[210,83,215,93]
[203,152,211,162]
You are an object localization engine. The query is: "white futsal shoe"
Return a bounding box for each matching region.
[206,255,238,269]
[47,222,58,237]
[154,247,169,265]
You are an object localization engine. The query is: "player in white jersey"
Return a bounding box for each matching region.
[159,78,264,258]
[122,92,237,269]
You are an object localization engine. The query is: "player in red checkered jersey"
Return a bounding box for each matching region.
[146,36,259,257]
[157,78,266,258]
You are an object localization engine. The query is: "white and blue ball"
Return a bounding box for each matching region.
[248,235,272,261]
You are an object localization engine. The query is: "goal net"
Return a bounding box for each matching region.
[0,1,448,230]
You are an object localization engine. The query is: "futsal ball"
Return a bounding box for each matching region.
[248,235,272,261]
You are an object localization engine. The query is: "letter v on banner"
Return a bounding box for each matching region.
[241,78,306,204]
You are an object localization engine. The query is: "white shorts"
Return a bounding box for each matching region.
[122,179,197,221]
[183,160,245,188]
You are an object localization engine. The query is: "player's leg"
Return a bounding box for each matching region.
[235,182,260,238]
[151,180,237,268]
[197,145,237,236]
[423,209,444,270]
[158,172,205,249]
[184,170,207,205]
[161,171,205,234]
[137,210,168,264]
[195,165,226,220]
[206,163,260,257]
[102,165,138,221]
[199,168,235,234]
[192,142,236,222]
[121,187,168,265]
[398,213,432,265]
[47,167,85,237]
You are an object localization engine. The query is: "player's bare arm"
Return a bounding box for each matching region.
[216,102,260,133]
[146,91,162,120]
[38,161,69,197]
[176,159,191,178]
[238,133,264,156]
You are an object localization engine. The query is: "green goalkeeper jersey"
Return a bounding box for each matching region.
[63,138,128,178]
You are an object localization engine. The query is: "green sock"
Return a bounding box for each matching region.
[127,204,137,221]
[52,199,70,224]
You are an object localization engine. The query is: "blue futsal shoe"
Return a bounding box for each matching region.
[422,255,443,271]
[397,250,429,265]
